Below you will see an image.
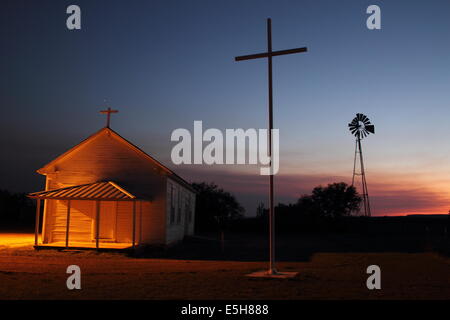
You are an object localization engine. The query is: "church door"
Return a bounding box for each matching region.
[95,201,117,241]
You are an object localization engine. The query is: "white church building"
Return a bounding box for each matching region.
[28,110,196,250]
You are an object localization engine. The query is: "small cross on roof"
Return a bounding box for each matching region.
[100,107,118,128]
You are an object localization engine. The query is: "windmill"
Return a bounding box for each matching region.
[348,113,375,217]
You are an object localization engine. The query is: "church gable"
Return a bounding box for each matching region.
[38,128,166,185]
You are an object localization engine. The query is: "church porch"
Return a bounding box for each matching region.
[28,181,144,251]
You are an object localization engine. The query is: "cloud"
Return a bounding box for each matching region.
[367,183,449,215]
[174,166,450,216]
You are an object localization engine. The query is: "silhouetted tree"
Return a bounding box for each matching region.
[0,189,35,227]
[298,182,361,219]
[192,182,244,233]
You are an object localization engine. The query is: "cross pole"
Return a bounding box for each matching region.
[235,18,307,275]
[100,107,119,128]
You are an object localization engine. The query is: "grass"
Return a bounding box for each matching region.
[0,232,448,300]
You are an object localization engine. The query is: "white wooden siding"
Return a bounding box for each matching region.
[165,178,196,244]
[48,200,94,243]
[116,202,133,243]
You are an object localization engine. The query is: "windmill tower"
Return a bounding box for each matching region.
[348,113,375,217]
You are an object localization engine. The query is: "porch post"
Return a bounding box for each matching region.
[34,199,41,246]
[132,201,136,249]
[96,200,100,249]
[139,201,143,243]
[65,200,71,248]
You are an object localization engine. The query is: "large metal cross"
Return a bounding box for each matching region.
[100,106,119,128]
[235,18,307,275]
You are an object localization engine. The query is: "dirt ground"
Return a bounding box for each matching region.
[0,232,449,300]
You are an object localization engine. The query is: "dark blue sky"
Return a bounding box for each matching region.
[2,0,450,215]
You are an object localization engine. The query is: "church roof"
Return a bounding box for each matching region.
[37,127,196,193]
[28,181,137,201]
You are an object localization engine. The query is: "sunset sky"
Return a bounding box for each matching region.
[2,0,450,216]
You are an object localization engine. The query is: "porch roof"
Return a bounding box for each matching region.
[28,181,138,201]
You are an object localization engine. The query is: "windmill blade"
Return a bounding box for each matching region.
[349,113,375,139]
[365,124,375,134]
